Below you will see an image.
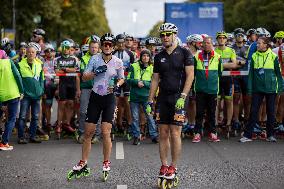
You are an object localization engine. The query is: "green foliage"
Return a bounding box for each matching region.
[148,21,163,37]
[0,0,110,45]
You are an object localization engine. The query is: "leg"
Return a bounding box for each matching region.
[82,123,96,161]
[101,122,112,161]
[233,93,241,123]
[265,93,277,137]
[130,102,140,139]
[188,98,196,125]
[18,98,30,139]
[2,99,19,144]
[194,93,206,134]
[207,94,218,134]
[65,100,74,125]
[30,99,40,139]
[123,96,132,125]
[169,125,182,167]
[159,124,170,166]
[57,101,66,126]
[243,93,264,138]
[79,89,91,134]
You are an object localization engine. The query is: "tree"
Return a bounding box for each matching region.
[0,0,110,46]
[147,21,163,37]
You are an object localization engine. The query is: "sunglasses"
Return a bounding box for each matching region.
[44,49,54,53]
[103,42,113,48]
[218,36,226,39]
[160,32,173,38]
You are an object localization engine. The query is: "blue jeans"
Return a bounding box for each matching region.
[0,98,19,144]
[18,97,40,139]
[130,101,158,139]
[243,93,276,138]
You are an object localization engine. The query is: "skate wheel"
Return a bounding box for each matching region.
[158,178,163,188]
[173,176,179,187]
[168,179,173,189]
[84,168,91,177]
[161,179,168,189]
[67,170,75,181]
[102,171,109,182]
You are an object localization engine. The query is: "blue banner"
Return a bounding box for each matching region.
[165,2,223,42]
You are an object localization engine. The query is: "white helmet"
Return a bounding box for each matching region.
[186,34,203,43]
[159,23,178,33]
[81,44,89,52]
[256,27,271,38]
[1,37,9,46]
[28,42,41,52]
[44,43,54,51]
[227,33,234,40]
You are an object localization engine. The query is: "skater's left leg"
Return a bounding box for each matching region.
[169,125,182,167]
[101,122,112,161]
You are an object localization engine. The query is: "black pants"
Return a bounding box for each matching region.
[243,93,276,138]
[194,92,217,134]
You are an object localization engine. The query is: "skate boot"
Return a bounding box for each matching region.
[67,160,91,181]
[158,165,168,188]
[231,121,241,137]
[102,160,111,182]
[55,125,62,140]
[75,130,84,144]
[37,127,49,141]
[161,165,179,189]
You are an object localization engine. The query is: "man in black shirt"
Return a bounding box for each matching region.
[147,23,194,187]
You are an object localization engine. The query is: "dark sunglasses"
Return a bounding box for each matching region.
[103,42,113,48]
[44,49,54,53]
[160,32,173,38]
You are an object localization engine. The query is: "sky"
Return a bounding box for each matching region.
[104,0,186,38]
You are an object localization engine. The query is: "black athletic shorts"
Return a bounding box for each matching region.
[59,80,76,101]
[85,91,116,124]
[219,76,234,98]
[114,82,130,97]
[157,93,180,125]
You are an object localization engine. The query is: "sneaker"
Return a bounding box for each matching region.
[103,160,111,171]
[164,165,177,179]
[18,138,28,144]
[239,136,253,143]
[133,137,140,145]
[192,133,201,143]
[208,133,220,142]
[152,137,159,144]
[0,143,13,151]
[159,165,168,177]
[29,137,42,143]
[266,136,277,142]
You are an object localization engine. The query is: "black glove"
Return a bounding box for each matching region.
[94,65,107,75]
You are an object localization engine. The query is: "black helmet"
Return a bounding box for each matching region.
[100,33,116,44]
[145,37,157,46]
[116,34,126,43]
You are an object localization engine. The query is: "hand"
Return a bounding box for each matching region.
[146,102,153,115]
[138,81,144,88]
[175,97,185,109]
[94,65,107,75]
[76,90,81,99]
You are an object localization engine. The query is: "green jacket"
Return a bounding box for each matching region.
[80,52,94,89]
[127,61,153,103]
[194,51,223,94]
[17,58,44,99]
[248,48,283,94]
[0,59,24,102]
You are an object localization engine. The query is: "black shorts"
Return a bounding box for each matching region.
[45,84,56,100]
[233,76,248,95]
[59,81,76,101]
[219,76,234,99]
[85,91,116,124]
[157,93,180,125]
[115,82,130,97]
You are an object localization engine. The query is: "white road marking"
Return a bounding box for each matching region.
[116,142,124,159]
[117,185,127,189]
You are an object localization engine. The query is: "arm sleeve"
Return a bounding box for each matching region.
[127,65,138,86]
[10,60,24,94]
[274,57,283,93]
[184,48,194,66]
[84,57,95,73]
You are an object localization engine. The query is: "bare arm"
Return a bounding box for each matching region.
[223,58,241,69]
[181,65,194,95]
[82,72,95,82]
[148,73,160,102]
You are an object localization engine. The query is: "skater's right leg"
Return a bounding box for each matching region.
[82,122,96,161]
[159,124,170,166]
[101,122,112,161]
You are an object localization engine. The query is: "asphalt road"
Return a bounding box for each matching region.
[1,134,284,189]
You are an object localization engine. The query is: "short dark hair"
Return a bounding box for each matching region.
[258,37,272,48]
